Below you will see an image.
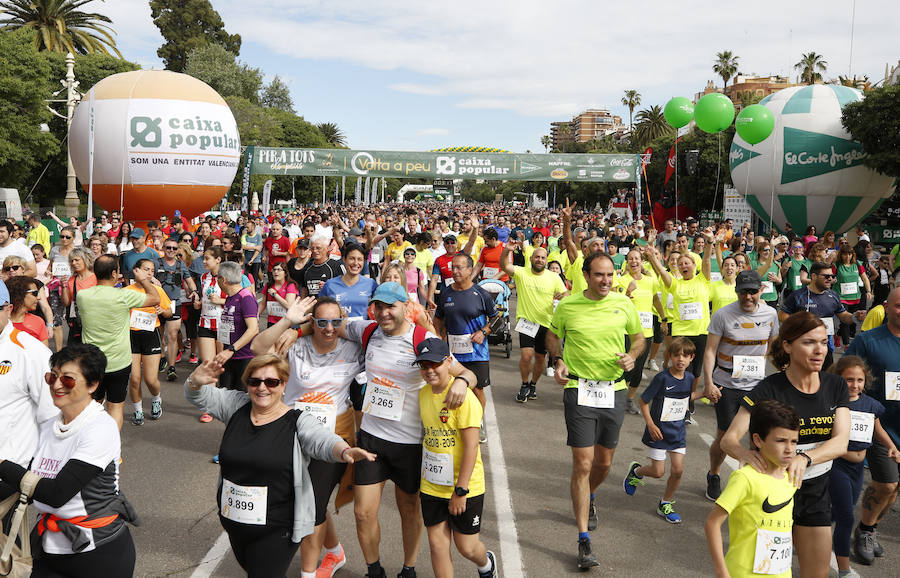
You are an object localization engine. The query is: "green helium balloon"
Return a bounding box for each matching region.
[735,104,775,145]
[664,97,694,128]
[694,93,735,133]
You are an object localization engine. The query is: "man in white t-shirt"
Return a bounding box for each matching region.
[0,220,36,277]
[0,280,55,492]
[340,282,477,578]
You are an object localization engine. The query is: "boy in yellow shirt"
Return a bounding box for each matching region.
[416,338,497,578]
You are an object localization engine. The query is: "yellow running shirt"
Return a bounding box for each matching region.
[550,291,641,390]
[419,381,484,499]
[669,274,710,336]
[616,272,657,338]
[513,265,567,328]
[457,234,484,260]
[715,465,796,578]
[709,280,738,314]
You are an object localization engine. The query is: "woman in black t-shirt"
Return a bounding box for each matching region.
[721,311,850,578]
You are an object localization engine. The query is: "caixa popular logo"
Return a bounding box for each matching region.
[130,114,238,152]
[609,158,634,167]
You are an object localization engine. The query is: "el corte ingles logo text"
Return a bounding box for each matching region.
[781,127,867,184]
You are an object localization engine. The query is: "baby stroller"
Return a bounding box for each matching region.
[478,278,512,358]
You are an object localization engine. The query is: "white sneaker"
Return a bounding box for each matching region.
[648,359,660,372]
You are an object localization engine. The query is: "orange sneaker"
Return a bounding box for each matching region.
[316,544,346,577]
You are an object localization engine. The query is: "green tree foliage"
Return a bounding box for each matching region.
[0,0,121,56]
[632,105,673,146]
[713,50,739,88]
[260,75,294,113]
[316,122,346,147]
[842,85,900,177]
[184,44,262,103]
[0,29,59,192]
[621,89,641,130]
[795,52,827,84]
[540,134,550,152]
[150,0,241,72]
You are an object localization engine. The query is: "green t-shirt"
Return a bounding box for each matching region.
[760,262,780,301]
[513,265,567,328]
[786,257,809,291]
[551,291,641,389]
[563,254,586,295]
[76,285,147,372]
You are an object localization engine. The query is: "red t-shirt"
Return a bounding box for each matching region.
[14,314,48,343]
[264,235,291,270]
[434,254,454,282]
[478,243,508,281]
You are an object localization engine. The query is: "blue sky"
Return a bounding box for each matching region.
[99,0,899,153]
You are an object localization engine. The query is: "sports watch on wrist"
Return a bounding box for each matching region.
[225,344,236,352]
[454,486,469,497]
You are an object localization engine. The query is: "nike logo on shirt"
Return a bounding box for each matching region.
[665,385,676,390]
[762,496,792,513]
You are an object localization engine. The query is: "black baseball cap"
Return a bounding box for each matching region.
[735,270,762,292]
[414,338,450,364]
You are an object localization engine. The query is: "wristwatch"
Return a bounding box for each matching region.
[798,452,813,468]
[454,486,469,497]
[225,344,236,352]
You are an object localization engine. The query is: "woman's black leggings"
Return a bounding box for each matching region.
[222,520,299,578]
[830,458,864,558]
[31,527,135,578]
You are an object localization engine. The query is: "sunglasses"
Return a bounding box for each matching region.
[164,246,178,250]
[418,359,447,370]
[246,377,283,388]
[738,288,759,295]
[25,289,39,296]
[60,235,73,240]
[45,372,77,389]
[817,273,836,279]
[2,265,21,272]
[313,317,342,328]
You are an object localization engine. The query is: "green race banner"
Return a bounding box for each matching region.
[249,147,639,182]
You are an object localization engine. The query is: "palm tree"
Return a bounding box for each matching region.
[620,89,641,131]
[540,134,550,152]
[795,52,828,84]
[633,105,673,146]
[836,74,869,90]
[0,0,121,56]
[317,122,346,147]
[713,50,740,89]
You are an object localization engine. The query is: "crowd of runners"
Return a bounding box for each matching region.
[1,196,900,577]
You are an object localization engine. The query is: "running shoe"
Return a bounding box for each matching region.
[527,383,537,399]
[175,350,183,362]
[167,366,177,382]
[199,412,213,423]
[479,551,498,578]
[706,472,722,501]
[624,461,644,496]
[648,359,660,372]
[657,501,682,524]
[625,398,640,415]
[588,498,598,531]
[211,454,219,464]
[316,544,346,577]
[873,529,884,557]
[158,358,168,372]
[577,537,599,569]
[852,529,875,565]
[131,410,144,426]
[397,567,417,578]
[189,354,199,364]
[150,399,162,420]
[515,384,529,403]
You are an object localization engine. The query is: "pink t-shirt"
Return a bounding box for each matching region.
[265,281,299,324]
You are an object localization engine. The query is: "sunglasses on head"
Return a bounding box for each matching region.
[25,289,39,296]
[313,317,342,328]
[45,372,77,389]
[2,265,21,272]
[246,377,283,388]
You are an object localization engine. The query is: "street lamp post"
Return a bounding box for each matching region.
[46,52,82,219]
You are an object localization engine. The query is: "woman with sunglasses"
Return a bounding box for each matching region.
[835,244,870,350]
[185,353,375,578]
[0,344,139,577]
[754,242,782,309]
[721,312,850,578]
[59,247,97,347]
[783,240,811,300]
[47,226,77,346]
[7,275,50,345]
[159,239,195,382]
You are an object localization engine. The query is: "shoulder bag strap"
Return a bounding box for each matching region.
[1,471,40,562]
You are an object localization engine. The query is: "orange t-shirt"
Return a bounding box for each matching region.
[478,243,508,281]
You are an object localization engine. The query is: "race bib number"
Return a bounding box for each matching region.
[709,272,723,282]
[618,247,630,256]
[885,372,900,401]
[822,317,835,336]
[444,276,455,287]
[201,302,221,320]
[220,479,267,525]
[129,310,156,331]
[52,262,71,277]
[217,315,235,345]
[362,383,404,421]
[370,253,382,264]
[267,301,286,318]
[793,275,801,289]
[422,449,453,486]
[678,302,702,321]
[408,292,418,303]
[639,311,653,330]
[295,401,337,433]
[449,334,474,355]
[753,529,792,575]
[881,270,889,284]
[849,410,875,444]
[515,318,540,338]
[840,282,858,296]
[660,397,688,422]
[797,442,832,480]
[761,281,774,295]
[483,266,500,279]
[732,355,766,380]
[577,378,614,409]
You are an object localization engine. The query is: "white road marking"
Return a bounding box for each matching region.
[190,530,230,578]
[698,433,740,472]
[483,387,524,578]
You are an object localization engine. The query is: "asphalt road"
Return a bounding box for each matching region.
[117,304,900,577]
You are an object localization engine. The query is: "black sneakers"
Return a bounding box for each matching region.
[516,383,530,403]
[706,472,722,501]
[853,528,876,565]
[577,537,599,570]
